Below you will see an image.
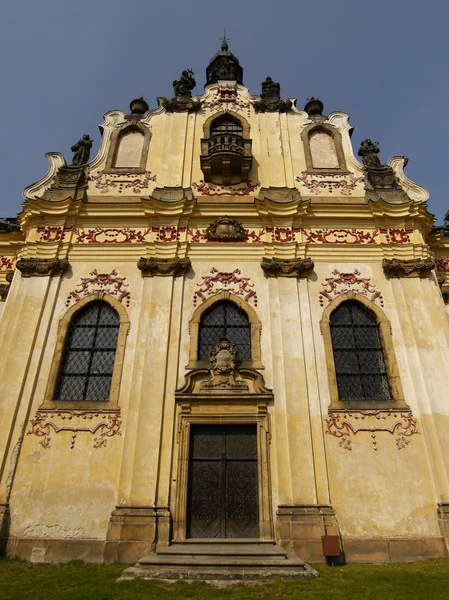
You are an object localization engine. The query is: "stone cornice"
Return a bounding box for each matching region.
[261,257,314,278]
[382,258,435,278]
[137,257,191,277]
[16,257,70,277]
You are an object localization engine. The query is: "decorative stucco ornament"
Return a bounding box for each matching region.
[205,216,247,241]
[382,258,435,278]
[137,257,191,277]
[16,257,70,277]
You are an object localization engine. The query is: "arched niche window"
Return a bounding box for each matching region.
[320,292,406,410]
[302,123,347,172]
[210,115,243,136]
[41,293,130,410]
[199,300,250,360]
[188,292,263,369]
[105,123,151,172]
[113,129,145,168]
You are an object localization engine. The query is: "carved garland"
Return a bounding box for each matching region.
[324,410,419,451]
[296,172,364,196]
[193,268,257,306]
[90,171,157,193]
[65,270,130,307]
[319,269,384,307]
[28,411,122,449]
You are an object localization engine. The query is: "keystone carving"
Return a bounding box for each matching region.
[261,257,314,278]
[201,337,249,392]
[253,76,292,113]
[382,258,435,278]
[205,216,247,241]
[16,257,70,277]
[137,257,191,277]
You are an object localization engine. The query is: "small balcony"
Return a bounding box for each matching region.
[200,134,253,185]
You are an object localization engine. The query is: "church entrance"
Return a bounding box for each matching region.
[186,424,259,538]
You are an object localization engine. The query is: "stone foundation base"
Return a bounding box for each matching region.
[277,504,340,562]
[0,504,10,554]
[342,536,447,562]
[6,537,105,563]
[104,505,171,563]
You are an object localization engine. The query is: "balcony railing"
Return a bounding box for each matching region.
[200,134,253,185]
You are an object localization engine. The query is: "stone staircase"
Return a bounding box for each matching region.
[120,540,318,582]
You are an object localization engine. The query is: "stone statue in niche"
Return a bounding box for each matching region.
[71,134,93,166]
[205,216,247,241]
[358,139,382,168]
[201,338,249,391]
[253,76,292,113]
[173,69,196,98]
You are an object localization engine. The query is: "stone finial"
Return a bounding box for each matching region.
[129,97,149,115]
[261,257,314,278]
[16,258,70,277]
[206,41,243,86]
[137,257,191,277]
[71,134,93,166]
[304,97,324,116]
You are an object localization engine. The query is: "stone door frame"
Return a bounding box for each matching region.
[172,401,273,541]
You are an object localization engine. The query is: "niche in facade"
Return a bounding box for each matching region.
[309,130,339,169]
[105,124,151,172]
[302,124,347,172]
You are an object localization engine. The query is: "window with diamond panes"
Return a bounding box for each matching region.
[210,116,243,136]
[199,301,250,361]
[55,301,120,401]
[330,301,391,402]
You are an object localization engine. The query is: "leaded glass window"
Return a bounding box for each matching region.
[210,116,243,136]
[199,301,250,361]
[330,301,391,401]
[55,301,120,401]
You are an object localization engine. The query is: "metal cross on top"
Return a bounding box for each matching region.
[219,27,230,50]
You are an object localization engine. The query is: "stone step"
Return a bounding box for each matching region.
[120,564,318,582]
[138,555,306,567]
[157,543,288,558]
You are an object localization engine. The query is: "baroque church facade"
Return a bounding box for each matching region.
[1,43,449,566]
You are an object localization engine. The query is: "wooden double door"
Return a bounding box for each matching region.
[186,424,259,539]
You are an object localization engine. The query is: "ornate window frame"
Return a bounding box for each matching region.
[40,292,130,410]
[105,122,151,172]
[188,291,263,370]
[320,291,406,410]
[203,110,250,139]
[301,122,347,173]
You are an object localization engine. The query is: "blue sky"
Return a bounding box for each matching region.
[1,0,448,222]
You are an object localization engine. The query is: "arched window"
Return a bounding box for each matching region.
[210,116,243,136]
[54,301,120,402]
[199,301,250,361]
[330,301,391,401]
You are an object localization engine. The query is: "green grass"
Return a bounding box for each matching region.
[1,558,449,600]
